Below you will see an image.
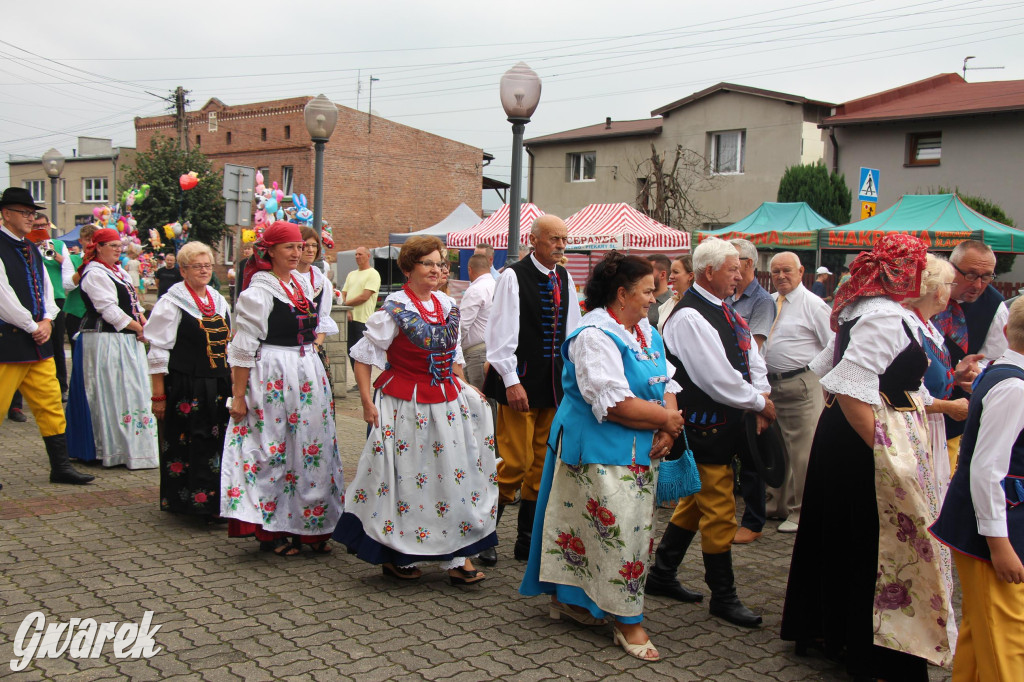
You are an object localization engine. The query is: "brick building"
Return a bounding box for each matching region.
[134,96,484,256]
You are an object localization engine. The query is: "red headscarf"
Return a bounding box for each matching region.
[830,233,929,331]
[241,221,303,290]
[78,228,121,275]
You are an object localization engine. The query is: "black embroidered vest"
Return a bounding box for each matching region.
[0,231,53,362]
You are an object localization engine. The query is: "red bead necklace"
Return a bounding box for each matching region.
[607,307,647,349]
[277,274,310,313]
[403,284,444,324]
[185,282,216,316]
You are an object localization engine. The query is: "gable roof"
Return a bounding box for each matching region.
[823,73,1024,127]
[525,117,662,147]
[651,82,833,117]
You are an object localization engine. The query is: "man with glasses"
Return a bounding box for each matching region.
[341,246,380,375]
[938,240,1009,467]
[0,187,94,486]
[482,215,580,565]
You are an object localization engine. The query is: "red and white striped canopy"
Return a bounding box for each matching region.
[446,203,546,249]
[564,203,689,251]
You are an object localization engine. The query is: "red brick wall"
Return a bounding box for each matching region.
[135,96,483,255]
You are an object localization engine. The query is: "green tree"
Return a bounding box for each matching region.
[935,186,1016,275]
[776,161,852,226]
[121,135,227,249]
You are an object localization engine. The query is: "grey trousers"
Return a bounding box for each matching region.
[766,369,824,524]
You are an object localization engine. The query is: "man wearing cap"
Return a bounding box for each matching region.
[0,187,94,486]
[811,266,832,302]
[646,237,774,627]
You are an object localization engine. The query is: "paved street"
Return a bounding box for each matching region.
[0,393,954,681]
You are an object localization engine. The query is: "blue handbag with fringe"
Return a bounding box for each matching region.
[655,426,701,505]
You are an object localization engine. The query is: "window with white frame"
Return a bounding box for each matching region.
[907,132,941,166]
[59,178,66,203]
[83,177,108,203]
[208,112,218,132]
[23,180,45,203]
[710,130,745,174]
[567,151,596,182]
[281,166,294,195]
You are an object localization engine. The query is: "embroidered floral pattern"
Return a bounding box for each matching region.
[548,529,592,579]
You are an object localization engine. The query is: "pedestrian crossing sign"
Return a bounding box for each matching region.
[858,167,880,202]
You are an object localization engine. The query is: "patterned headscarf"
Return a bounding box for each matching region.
[241,220,303,290]
[78,228,121,274]
[830,233,928,332]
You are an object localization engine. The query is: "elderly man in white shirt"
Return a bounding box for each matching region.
[760,252,833,535]
[460,252,496,390]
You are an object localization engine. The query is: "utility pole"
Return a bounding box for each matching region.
[356,69,361,111]
[368,76,379,133]
[173,86,192,150]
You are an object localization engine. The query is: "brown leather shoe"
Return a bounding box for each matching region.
[732,527,762,544]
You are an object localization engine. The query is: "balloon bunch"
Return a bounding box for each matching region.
[321,219,335,249]
[253,171,285,238]
[91,203,141,248]
[290,194,314,226]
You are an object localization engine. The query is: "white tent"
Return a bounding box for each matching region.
[388,203,481,244]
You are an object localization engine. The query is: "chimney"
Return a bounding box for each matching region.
[605,117,612,129]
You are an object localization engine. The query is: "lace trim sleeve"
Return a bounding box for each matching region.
[349,335,388,370]
[819,358,881,405]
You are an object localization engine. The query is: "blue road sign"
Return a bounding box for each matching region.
[858,167,880,203]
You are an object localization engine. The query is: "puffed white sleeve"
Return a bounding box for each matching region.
[349,307,398,370]
[315,277,339,336]
[819,309,907,405]
[81,271,133,330]
[227,288,273,368]
[144,297,181,374]
[567,327,634,422]
[60,245,77,292]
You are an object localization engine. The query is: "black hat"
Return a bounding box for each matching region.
[0,187,46,211]
[743,412,787,488]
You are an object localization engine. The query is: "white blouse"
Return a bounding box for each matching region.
[145,282,232,375]
[292,267,339,336]
[350,289,465,369]
[80,261,142,331]
[567,307,681,422]
[811,296,928,406]
[227,271,319,368]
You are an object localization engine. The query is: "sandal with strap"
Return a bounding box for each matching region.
[448,566,486,586]
[382,563,422,580]
[259,537,301,557]
[549,600,606,626]
[612,628,660,662]
[308,540,332,555]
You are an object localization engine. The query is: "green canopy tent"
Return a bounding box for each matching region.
[822,194,1024,253]
[694,202,835,251]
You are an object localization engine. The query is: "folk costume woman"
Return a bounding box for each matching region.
[781,234,956,680]
[520,253,685,663]
[221,221,343,557]
[145,242,231,519]
[295,226,338,399]
[69,228,158,469]
[332,235,498,585]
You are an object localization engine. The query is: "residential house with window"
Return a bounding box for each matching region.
[821,73,1024,225]
[525,83,834,229]
[7,137,135,235]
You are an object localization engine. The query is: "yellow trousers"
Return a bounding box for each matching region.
[669,462,736,554]
[952,552,1024,682]
[495,405,555,504]
[947,435,962,475]
[0,358,65,437]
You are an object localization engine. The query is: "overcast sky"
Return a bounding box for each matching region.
[2,0,1022,212]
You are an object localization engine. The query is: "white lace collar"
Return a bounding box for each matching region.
[248,270,315,306]
[163,281,229,319]
[838,295,918,327]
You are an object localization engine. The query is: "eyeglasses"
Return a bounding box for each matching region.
[5,208,37,219]
[415,260,445,269]
[952,262,995,284]
[185,264,214,271]
[302,244,319,251]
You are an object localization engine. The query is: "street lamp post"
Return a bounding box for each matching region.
[41,148,65,238]
[303,94,339,251]
[499,62,541,264]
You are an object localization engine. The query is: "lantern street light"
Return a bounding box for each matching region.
[499,62,541,264]
[303,94,339,251]
[41,148,65,238]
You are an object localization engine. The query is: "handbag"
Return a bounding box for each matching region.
[655,426,701,505]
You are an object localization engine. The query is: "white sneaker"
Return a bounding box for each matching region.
[778,520,799,533]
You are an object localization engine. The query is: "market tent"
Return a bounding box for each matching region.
[389,203,481,245]
[57,223,85,248]
[563,203,690,251]
[446,203,546,249]
[822,194,1024,252]
[694,202,834,250]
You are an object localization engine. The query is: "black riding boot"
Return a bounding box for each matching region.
[645,523,704,602]
[44,434,95,485]
[513,499,536,560]
[704,550,762,627]
[477,504,504,566]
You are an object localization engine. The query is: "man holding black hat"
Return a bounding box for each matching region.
[646,237,773,628]
[0,187,94,486]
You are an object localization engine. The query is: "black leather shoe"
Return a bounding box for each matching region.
[476,547,498,566]
[646,523,703,602]
[645,573,704,602]
[8,408,27,423]
[44,434,95,485]
[704,551,762,628]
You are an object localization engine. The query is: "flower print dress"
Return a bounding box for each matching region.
[220,271,344,539]
[781,296,955,680]
[332,289,498,566]
[293,266,338,396]
[145,282,232,517]
[520,308,680,623]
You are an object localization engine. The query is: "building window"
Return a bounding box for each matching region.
[281,166,294,195]
[567,151,596,182]
[261,128,267,142]
[908,132,941,166]
[83,178,108,203]
[284,125,291,140]
[208,112,218,132]
[195,134,201,146]
[710,130,745,174]
[258,167,270,182]
[23,180,44,203]
[59,178,66,203]
[226,132,232,144]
